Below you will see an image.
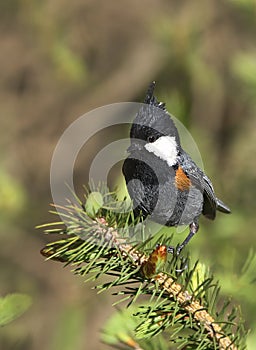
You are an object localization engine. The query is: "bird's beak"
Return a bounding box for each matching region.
[127,143,143,153]
[127,144,136,153]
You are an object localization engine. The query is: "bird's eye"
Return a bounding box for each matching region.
[147,135,156,143]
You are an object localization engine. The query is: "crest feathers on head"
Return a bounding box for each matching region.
[144,81,166,111]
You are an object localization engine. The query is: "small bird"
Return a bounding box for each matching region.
[122,82,230,254]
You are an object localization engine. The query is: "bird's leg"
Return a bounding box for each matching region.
[176,221,199,255]
[167,222,199,256]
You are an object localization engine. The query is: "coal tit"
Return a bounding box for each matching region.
[122,82,230,254]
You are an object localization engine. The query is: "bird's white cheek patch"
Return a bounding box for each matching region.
[145,136,178,166]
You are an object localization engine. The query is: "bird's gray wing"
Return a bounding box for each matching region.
[178,153,218,220]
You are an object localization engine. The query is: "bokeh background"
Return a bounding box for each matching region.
[1,0,256,349]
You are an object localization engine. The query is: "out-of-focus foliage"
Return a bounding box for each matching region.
[0,294,32,327]
[85,191,104,217]
[0,0,256,349]
[48,305,87,350]
[101,305,169,350]
[0,168,26,224]
[232,52,256,92]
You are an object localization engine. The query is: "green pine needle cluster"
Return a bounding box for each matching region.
[38,185,247,350]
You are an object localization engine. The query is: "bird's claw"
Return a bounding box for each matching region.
[167,245,175,254]
[167,245,188,273]
[167,245,183,256]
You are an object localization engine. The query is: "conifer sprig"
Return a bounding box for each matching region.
[39,187,246,350]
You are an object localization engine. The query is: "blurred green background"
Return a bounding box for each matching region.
[0,0,256,349]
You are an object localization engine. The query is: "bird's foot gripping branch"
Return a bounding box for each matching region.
[39,186,246,350]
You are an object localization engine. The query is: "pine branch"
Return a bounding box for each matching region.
[39,188,247,350]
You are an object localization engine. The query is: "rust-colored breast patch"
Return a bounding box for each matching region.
[175,166,191,191]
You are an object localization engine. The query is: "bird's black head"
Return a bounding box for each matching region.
[128,82,181,167]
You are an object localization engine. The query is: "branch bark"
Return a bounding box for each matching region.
[96,217,238,350]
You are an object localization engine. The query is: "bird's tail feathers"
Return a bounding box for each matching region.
[216,198,231,214]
